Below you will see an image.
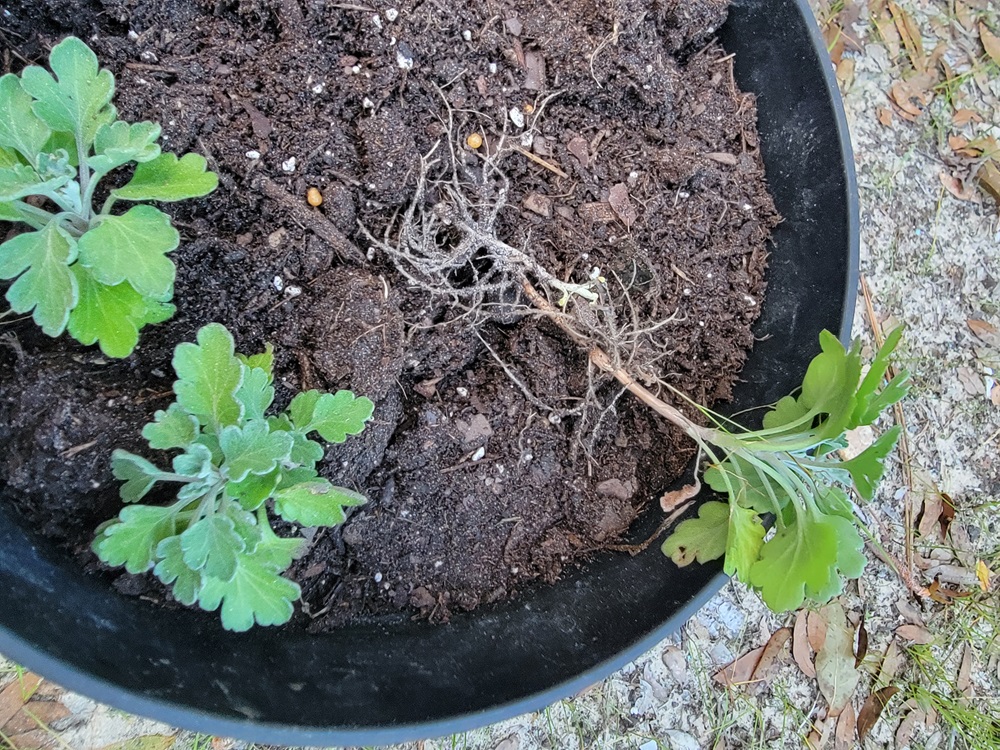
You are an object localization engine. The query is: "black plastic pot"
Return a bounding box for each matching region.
[0,0,858,744]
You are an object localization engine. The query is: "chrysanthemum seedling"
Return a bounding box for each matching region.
[659,328,910,611]
[94,323,375,631]
[0,37,218,357]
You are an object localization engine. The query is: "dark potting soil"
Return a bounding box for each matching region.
[0,0,777,628]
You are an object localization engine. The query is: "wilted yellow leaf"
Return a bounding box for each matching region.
[976,560,993,592]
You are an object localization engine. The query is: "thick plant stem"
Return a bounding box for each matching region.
[519,278,715,445]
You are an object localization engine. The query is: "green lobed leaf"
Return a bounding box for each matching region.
[110,449,165,503]
[171,442,215,479]
[0,222,78,336]
[225,469,281,512]
[67,265,174,358]
[197,554,301,632]
[234,363,274,422]
[0,146,20,169]
[0,163,69,202]
[748,512,842,612]
[272,479,366,527]
[112,152,218,202]
[172,323,244,430]
[219,419,294,483]
[20,37,116,147]
[180,515,245,581]
[153,536,203,606]
[0,74,52,162]
[254,532,307,572]
[704,456,788,516]
[224,504,263,554]
[142,403,199,451]
[89,120,161,175]
[723,503,766,581]
[93,504,178,574]
[268,414,325,469]
[237,343,274,380]
[762,330,861,443]
[838,426,901,501]
[77,204,178,301]
[290,389,375,443]
[661,501,729,567]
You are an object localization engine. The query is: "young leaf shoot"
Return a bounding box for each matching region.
[0,37,218,357]
[94,323,375,631]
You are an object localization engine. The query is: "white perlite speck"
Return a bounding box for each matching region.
[281,157,297,172]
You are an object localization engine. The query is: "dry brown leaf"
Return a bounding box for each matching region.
[896,708,925,746]
[806,716,834,750]
[834,702,856,750]
[816,603,861,717]
[977,159,1000,202]
[967,318,1000,343]
[927,579,972,603]
[210,739,236,750]
[660,478,701,512]
[991,383,1000,406]
[0,674,42,730]
[836,57,855,90]
[808,610,828,652]
[896,596,925,626]
[953,108,983,127]
[705,152,738,166]
[749,627,792,693]
[854,612,868,669]
[957,643,974,695]
[876,641,903,688]
[2,701,71,735]
[793,610,817,678]
[713,646,765,689]
[837,0,865,52]
[980,23,1000,67]
[896,624,934,644]
[608,183,637,230]
[857,686,900,742]
[877,107,893,126]
[889,73,936,119]
[889,2,925,71]
[493,734,520,750]
[940,172,978,201]
[955,1,976,32]
[824,22,847,66]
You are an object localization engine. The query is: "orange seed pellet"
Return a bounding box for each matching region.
[306,187,323,207]
[466,132,484,149]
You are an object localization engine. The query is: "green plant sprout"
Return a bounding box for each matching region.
[94,323,375,631]
[658,328,910,612]
[0,37,218,357]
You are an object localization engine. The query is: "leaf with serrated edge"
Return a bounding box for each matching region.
[172,323,244,430]
[78,205,178,300]
[0,74,52,162]
[67,265,174,358]
[238,343,274,380]
[153,536,203,606]
[291,389,375,443]
[93,504,178,574]
[180,515,244,581]
[0,222,77,335]
[110,449,164,503]
[749,513,841,612]
[838,427,900,501]
[197,554,300,632]
[20,37,116,147]
[225,469,281,511]
[273,479,366,527]
[89,120,161,175]
[112,152,218,202]
[661,501,729,566]
[219,420,293,482]
[171,443,214,479]
[235,364,274,421]
[724,503,766,580]
[142,403,199,450]
[0,163,69,202]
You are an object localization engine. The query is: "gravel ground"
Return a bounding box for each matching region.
[2,1,999,749]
